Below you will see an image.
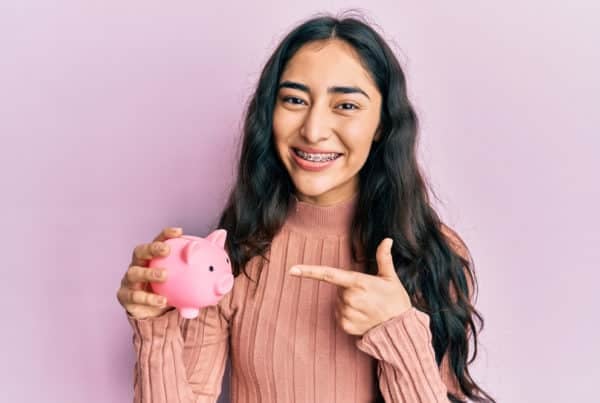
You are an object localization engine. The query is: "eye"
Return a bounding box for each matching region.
[226,257,229,263]
[337,103,359,110]
[209,266,214,272]
[282,96,306,105]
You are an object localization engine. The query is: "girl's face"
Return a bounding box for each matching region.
[272,39,382,206]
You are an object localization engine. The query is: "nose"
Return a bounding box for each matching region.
[215,274,234,296]
[300,101,331,143]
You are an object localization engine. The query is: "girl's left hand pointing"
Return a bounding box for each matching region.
[289,238,412,336]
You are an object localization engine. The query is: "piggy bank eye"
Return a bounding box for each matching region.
[226,258,229,263]
[209,265,214,272]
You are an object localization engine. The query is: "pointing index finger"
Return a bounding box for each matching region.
[289,265,359,288]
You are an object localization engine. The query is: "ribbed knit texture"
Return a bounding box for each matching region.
[127,192,463,402]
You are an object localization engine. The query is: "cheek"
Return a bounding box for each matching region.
[272,109,283,141]
[272,106,299,138]
[340,123,376,161]
[272,109,289,157]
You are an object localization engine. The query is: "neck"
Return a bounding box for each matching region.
[284,191,359,236]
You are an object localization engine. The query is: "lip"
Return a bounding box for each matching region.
[292,146,343,155]
[290,148,342,172]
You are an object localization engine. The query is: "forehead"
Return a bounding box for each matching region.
[280,39,377,91]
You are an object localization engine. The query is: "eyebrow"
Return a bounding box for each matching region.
[277,80,371,100]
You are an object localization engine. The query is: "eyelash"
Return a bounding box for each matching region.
[281,96,359,110]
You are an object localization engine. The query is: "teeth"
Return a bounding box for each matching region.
[295,149,340,162]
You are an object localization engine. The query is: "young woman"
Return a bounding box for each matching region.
[117,13,495,403]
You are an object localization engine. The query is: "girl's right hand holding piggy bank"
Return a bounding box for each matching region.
[116,227,182,319]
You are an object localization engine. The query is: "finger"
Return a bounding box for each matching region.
[131,280,152,293]
[339,288,359,308]
[120,272,144,291]
[153,227,183,242]
[131,241,170,267]
[124,265,167,286]
[119,288,167,307]
[290,265,358,288]
[129,227,182,267]
[376,238,397,279]
[337,289,370,315]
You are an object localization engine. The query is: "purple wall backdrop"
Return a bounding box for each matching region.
[2,1,598,402]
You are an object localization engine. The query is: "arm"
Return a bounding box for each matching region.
[127,291,233,403]
[356,306,453,402]
[355,224,473,402]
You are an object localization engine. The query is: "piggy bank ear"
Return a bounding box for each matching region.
[205,229,227,248]
[182,241,203,265]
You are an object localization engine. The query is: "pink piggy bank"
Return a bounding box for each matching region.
[148,229,234,319]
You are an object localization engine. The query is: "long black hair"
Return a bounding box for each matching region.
[216,10,495,402]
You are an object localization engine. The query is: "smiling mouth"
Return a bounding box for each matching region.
[292,148,343,162]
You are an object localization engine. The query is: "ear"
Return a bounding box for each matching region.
[373,124,382,142]
[206,229,227,248]
[182,241,203,265]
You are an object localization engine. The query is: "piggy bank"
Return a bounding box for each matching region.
[148,229,234,319]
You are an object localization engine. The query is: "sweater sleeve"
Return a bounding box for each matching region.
[126,291,232,403]
[356,223,475,402]
[355,307,454,402]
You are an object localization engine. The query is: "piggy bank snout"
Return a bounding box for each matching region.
[214,274,234,296]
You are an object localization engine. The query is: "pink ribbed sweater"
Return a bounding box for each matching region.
[126,193,463,402]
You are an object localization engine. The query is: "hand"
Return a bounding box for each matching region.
[116,226,182,319]
[289,238,412,336]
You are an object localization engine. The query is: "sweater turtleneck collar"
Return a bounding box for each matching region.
[284,191,359,236]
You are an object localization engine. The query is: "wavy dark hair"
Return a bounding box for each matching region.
[216,10,494,403]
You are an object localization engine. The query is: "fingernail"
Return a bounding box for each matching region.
[290,266,301,275]
[154,269,163,278]
[172,227,182,232]
[159,297,166,304]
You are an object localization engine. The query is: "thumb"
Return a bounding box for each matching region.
[376,238,397,279]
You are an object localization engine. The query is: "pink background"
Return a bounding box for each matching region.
[2,1,598,402]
